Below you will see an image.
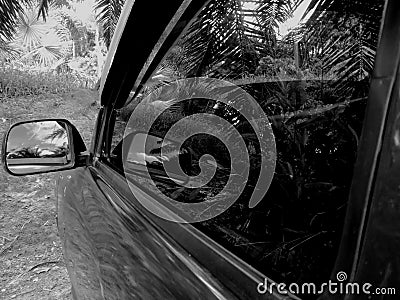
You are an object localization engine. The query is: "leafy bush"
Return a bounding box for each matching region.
[0,62,95,98]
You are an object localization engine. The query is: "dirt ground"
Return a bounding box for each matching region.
[0,89,99,300]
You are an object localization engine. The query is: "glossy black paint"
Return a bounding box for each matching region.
[57,164,240,299]
[95,161,293,300]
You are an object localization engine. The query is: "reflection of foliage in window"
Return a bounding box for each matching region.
[107,0,385,291]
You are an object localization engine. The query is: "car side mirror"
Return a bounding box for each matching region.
[2,119,87,176]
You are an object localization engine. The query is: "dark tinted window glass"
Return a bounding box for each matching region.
[108,0,385,295]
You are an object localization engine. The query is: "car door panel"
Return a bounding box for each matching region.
[57,164,239,300]
[56,169,104,300]
[94,161,296,300]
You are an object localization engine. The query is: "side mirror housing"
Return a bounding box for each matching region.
[2,119,88,176]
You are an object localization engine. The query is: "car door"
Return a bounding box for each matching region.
[57,0,397,299]
[57,163,242,299]
[56,0,250,299]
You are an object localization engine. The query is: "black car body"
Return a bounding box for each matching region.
[3,0,400,299]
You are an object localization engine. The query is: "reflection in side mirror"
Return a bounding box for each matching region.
[4,120,73,175]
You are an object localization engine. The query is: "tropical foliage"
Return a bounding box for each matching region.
[15,6,72,67]
[0,0,384,87]
[0,0,104,96]
[0,0,32,41]
[297,0,385,96]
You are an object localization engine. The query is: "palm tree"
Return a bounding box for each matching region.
[2,0,384,88]
[0,0,68,42]
[0,0,105,74]
[36,0,123,49]
[177,0,299,79]
[298,0,385,96]
[14,5,72,67]
[0,0,33,42]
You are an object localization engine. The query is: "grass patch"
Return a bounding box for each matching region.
[0,64,96,99]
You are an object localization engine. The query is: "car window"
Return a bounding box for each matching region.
[107,0,385,292]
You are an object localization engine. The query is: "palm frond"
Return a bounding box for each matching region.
[179,0,298,79]
[16,8,47,50]
[298,0,385,97]
[45,127,67,141]
[55,9,85,39]
[180,0,257,78]
[0,40,20,60]
[21,44,64,66]
[95,0,125,47]
[37,0,70,20]
[37,0,51,20]
[0,0,32,41]
[15,6,72,67]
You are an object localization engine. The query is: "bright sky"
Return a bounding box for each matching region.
[7,121,67,151]
[278,0,313,37]
[242,0,313,39]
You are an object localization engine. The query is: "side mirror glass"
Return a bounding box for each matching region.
[3,120,74,175]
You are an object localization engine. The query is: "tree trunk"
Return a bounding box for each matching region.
[72,40,76,58]
[95,25,103,79]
